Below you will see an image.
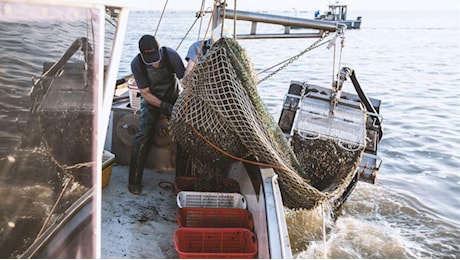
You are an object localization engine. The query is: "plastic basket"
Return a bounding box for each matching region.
[174,228,257,259]
[177,191,247,209]
[175,176,240,193]
[177,208,254,230]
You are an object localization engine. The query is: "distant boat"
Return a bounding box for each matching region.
[315,4,362,29]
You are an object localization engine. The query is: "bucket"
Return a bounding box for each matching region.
[102,150,115,188]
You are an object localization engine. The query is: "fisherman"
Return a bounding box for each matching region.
[182,38,212,83]
[182,24,232,83]
[128,34,185,194]
[314,10,320,18]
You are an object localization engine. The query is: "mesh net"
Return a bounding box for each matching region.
[171,38,363,209]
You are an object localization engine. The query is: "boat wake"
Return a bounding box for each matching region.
[292,181,460,258]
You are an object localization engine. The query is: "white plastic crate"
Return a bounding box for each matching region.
[128,78,141,110]
[177,191,247,209]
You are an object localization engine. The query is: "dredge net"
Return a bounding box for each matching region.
[171,38,363,209]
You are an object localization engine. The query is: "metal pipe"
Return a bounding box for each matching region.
[329,67,353,115]
[235,33,324,40]
[223,9,339,32]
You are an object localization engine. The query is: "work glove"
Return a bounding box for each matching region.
[160,101,174,117]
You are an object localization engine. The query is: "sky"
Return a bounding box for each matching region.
[148,0,460,11]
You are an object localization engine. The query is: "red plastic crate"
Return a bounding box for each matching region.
[177,208,254,230]
[174,228,258,259]
[175,176,240,193]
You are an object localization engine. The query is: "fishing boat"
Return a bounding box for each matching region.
[1,0,382,258]
[314,3,362,29]
[102,1,383,259]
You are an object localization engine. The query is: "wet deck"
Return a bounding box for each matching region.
[101,165,178,258]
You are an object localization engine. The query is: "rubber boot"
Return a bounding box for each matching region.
[128,142,148,194]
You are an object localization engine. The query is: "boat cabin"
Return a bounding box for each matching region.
[315,4,362,29]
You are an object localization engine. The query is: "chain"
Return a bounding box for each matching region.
[257,31,330,85]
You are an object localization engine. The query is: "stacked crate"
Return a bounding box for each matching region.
[174,177,258,259]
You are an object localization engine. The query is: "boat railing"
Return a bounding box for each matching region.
[260,168,292,259]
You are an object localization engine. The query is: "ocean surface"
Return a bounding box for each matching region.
[0,4,97,258]
[1,5,459,259]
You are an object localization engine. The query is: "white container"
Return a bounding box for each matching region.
[177,191,247,209]
[127,78,141,110]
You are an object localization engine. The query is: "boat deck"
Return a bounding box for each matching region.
[101,165,178,258]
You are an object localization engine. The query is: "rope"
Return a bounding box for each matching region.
[158,181,174,191]
[34,175,74,242]
[321,203,328,259]
[189,123,296,175]
[46,143,95,170]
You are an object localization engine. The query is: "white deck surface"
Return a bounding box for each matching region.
[101,165,178,259]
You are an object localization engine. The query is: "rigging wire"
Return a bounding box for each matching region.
[181,1,216,86]
[220,0,227,35]
[88,10,95,86]
[175,17,201,51]
[331,36,337,85]
[257,32,330,85]
[155,0,169,36]
[233,0,237,40]
[197,0,207,40]
[327,27,346,85]
[175,1,208,51]
[258,39,330,75]
[338,36,345,79]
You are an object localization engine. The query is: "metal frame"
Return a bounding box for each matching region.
[261,168,292,259]
[211,2,342,40]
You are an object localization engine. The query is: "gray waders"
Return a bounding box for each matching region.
[128,61,178,194]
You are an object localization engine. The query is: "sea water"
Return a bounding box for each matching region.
[1,7,459,258]
[0,4,98,257]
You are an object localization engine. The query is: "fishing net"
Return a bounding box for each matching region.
[170,38,364,209]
